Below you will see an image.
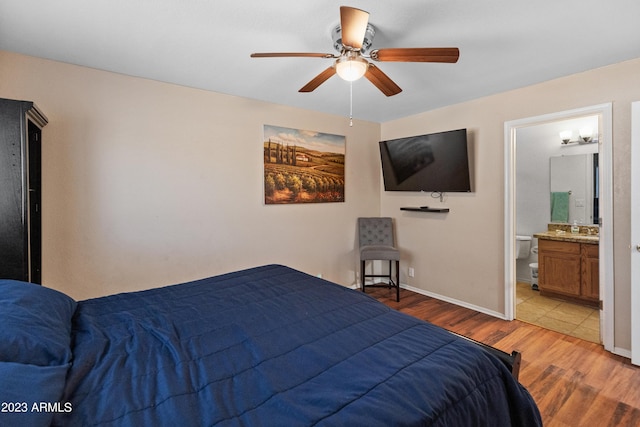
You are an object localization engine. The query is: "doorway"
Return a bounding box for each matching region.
[504,104,614,351]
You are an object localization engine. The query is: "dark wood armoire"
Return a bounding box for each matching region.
[0,98,48,283]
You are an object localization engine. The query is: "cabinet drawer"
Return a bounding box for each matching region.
[539,239,580,254]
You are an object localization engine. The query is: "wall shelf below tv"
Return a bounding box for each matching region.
[400,207,450,213]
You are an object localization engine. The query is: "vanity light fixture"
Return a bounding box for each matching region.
[559,128,597,145]
[579,127,593,143]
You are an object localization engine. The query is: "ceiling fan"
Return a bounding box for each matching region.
[250,6,459,96]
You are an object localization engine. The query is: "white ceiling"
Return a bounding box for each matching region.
[1,0,639,123]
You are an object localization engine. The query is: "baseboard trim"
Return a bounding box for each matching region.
[350,281,507,320]
[612,346,632,360]
[400,284,508,320]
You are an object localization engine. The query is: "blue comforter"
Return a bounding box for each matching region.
[3,264,542,426]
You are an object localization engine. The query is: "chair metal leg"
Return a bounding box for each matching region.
[395,260,400,302]
[360,259,400,302]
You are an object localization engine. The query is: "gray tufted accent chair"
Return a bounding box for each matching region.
[358,217,400,301]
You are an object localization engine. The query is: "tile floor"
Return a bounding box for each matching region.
[515,282,600,343]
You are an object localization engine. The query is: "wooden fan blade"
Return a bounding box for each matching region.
[299,67,337,93]
[364,65,402,97]
[340,6,369,50]
[371,47,460,63]
[251,52,335,58]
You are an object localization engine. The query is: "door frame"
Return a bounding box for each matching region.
[504,103,614,352]
[631,101,640,365]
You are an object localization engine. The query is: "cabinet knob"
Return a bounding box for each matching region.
[637,245,640,252]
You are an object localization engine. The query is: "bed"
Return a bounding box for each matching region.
[1,264,542,426]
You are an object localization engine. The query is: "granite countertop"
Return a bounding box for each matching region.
[533,230,599,244]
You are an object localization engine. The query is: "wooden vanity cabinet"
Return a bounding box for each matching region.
[581,243,600,301]
[538,239,599,307]
[538,240,581,296]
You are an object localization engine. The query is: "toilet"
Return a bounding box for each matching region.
[529,246,539,290]
[515,235,531,259]
[516,235,539,291]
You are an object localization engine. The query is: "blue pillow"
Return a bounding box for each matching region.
[0,361,71,427]
[0,280,77,366]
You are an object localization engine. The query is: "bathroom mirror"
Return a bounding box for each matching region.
[549,153,599,225]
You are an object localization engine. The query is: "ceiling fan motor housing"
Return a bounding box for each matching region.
[332,24,375,54]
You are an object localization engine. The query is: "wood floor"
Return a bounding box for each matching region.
[368,287,640,427]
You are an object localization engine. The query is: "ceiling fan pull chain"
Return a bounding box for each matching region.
[349,80,353,127]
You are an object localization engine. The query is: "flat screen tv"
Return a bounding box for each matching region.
[379,128,471,192]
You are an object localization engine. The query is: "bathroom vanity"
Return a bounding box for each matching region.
[534,226,599,308]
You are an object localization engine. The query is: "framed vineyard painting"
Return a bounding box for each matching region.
[263,125,345,204]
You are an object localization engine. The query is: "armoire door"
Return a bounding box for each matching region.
[28,121,42,284]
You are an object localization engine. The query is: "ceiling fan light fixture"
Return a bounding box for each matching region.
[335,55,368,82]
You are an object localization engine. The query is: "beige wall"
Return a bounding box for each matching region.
[2,50,637,352]
[0,51,381,300]
[381,58,640,351]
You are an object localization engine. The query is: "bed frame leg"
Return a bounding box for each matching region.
[510,351,522,381]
